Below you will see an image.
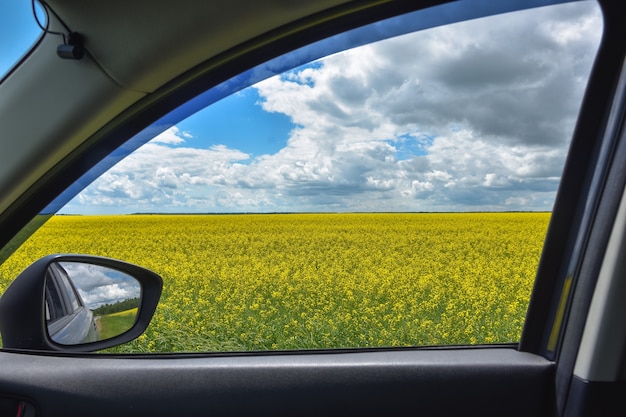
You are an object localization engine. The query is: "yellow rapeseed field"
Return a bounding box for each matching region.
[0,213,549,352]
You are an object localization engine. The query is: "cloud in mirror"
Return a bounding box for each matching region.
[59,262,141,310]
[59,1,602,214]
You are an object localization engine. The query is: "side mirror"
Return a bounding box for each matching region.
[0,254,162,352]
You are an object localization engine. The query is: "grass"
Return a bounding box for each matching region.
[95,308,138,340]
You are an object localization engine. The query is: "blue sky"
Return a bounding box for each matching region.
[177,88,293,158]
[0,1,43,79]
[2,2,604,214]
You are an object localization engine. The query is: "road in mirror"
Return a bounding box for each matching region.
[45,261,141,345]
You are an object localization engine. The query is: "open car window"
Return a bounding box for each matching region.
[0,1,602,353]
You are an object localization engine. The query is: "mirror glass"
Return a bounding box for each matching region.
[45,261,142,345]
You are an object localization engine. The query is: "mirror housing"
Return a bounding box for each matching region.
[0,254,162,352]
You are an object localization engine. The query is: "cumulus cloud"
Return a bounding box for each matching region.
[73,143,251,211]
[248,1,600,211]
[59,262,141,309]
[65,1,602,213]
[150,126,193,145]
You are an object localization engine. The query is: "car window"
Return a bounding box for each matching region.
[46,264,82,318]
[0,1,45,81]
[0,1,602,353]
[45,275,66,322]
[55,266,82,313]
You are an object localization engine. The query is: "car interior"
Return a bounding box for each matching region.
[0,0,625,416]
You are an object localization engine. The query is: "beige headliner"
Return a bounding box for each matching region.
[0,0,358,217]
[49,0,359,93]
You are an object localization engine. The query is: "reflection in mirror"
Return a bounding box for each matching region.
[45,261,142,345]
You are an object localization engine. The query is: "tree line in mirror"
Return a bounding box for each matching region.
[93,297,140,316]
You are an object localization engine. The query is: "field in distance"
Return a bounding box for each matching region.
[0,212,549,352]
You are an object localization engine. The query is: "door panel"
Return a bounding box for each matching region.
[0,348,552,417]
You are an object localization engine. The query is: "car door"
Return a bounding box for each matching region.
[0,0,625,416]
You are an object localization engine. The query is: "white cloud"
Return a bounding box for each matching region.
[64,1,602,214]
[58,262,141,309]
[72,143,251,211]
[150,126,192,144]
